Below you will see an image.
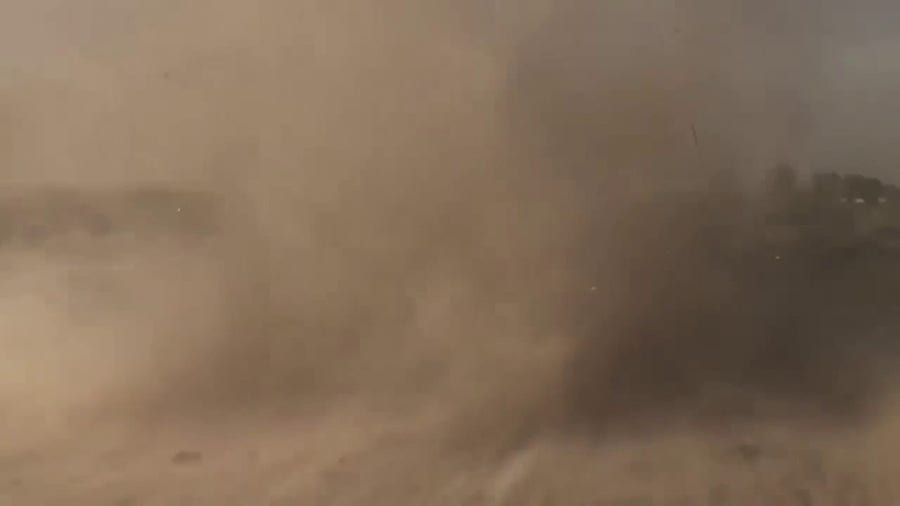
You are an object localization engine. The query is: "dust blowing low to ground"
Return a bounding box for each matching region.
[2,0,900,504]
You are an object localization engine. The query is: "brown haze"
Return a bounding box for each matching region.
[1,0,900,504]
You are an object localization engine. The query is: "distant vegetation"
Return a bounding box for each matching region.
[0,185,221,250]
[761,165,900,242]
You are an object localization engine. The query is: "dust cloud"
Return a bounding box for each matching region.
[2,0,900,504]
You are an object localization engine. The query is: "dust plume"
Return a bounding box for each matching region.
[2,0,900,504]
[0,0,574,441]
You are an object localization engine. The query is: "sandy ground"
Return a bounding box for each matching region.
[2,405,900,505]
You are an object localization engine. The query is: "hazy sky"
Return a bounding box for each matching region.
[2,1,900,183]
[815,37,900,180]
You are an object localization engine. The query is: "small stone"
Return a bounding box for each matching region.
[171,450,204,465]
[731,442,763,464]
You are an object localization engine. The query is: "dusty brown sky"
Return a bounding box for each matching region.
[2,0,900,183]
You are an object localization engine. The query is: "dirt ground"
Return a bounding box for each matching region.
[2,400,900,505]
